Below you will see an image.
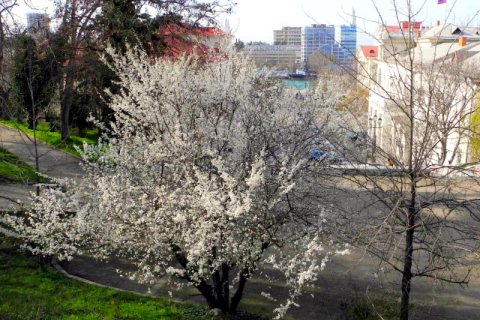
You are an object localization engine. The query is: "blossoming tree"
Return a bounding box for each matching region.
[1,44,348,317]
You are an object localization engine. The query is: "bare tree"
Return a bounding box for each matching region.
[306,1,480,320]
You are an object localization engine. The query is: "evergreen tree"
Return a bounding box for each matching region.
[10,34,62,129]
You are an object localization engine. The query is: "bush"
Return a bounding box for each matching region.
[341,291,411,320]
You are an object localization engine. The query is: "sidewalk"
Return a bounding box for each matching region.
[0,124,84,210]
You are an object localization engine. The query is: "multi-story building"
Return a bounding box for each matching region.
[335,25,357,58]
[373,21,423,59]
[273,27,302,46]
[356,46,378,89]
[26,13,50,34]
[364,21,480,165]
[301,23,357,69]
[301,24,336,63]
[245,44,301,68]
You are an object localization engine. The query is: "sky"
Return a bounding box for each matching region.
[11,0,480,46]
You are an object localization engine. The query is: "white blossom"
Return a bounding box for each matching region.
[0,42,349,316]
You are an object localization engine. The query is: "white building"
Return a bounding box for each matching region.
[273,27,302,46]
[368,35,480,166]
[245,45,301,68]
[356,46,378,89]
[26,13,50,34]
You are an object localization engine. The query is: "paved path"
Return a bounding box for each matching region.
[2,125,480,319]
[0,124,84,210]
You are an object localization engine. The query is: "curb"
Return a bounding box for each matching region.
[51,258,152,297]
[51,258,185,305]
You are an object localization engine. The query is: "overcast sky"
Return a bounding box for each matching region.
[12,0,480,46]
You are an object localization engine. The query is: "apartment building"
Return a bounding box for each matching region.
[273,27,302,46]
[245,44,301,68]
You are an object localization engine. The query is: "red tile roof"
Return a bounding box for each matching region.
[360,46,378,58]
[160,24,226,62]
[162,24,225,37]
[386,21,422,34]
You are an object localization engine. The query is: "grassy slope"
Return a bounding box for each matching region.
[0,120,97,157]
[0,146,49,184]
[0,251,215,320]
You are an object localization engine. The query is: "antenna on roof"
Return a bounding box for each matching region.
[352,8,356,26]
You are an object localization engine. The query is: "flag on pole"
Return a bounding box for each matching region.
[438,0,446,4]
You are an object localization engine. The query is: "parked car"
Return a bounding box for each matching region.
[348,131,368,148]
[308,149,345,163]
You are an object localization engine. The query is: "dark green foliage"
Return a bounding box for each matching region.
[10,34,63,130]
[90,0,185,133]
[96,0,181,56]
[234,39,245,51]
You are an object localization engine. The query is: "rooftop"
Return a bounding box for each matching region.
[419,23,480,40]
[245,45,300,51]
[399,41,480,64]
[359,46,378,58]
[385,21,422,35]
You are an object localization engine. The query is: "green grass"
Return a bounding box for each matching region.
[0,120,98,157]
[0,146,49,184]
[0,250,216,320]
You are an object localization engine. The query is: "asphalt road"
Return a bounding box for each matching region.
[0,124,84,210]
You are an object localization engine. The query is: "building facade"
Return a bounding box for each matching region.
[245,44,301,68]
[356,46,378,89]
[335,25,357,58]
[366,31,480,165]
[26,13,50,34]
[273,27,302,46]
[301,24,357,69]
[301,24,336,63]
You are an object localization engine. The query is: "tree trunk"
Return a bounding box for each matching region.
[222,264,230,312]
[61,68,75,140]
[195,279,222,310]
[60,3,79,141]
[172,244,253,315]
[401,44,416,319]
[28,111,35,129]
[39,254,52,271]
[172,245,225,311]
[400,179,416,320]
[230,270,248,314]
[439,138,447,165]
[0,14,4,93]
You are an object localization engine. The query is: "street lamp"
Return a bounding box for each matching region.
[369,115,382,163]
